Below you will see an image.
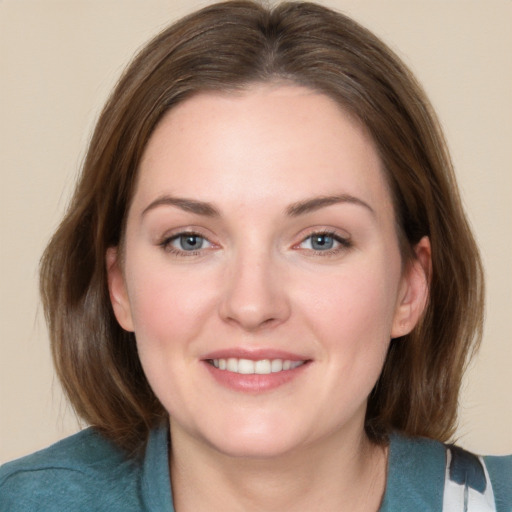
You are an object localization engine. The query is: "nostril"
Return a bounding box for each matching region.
[223,313,279,332]
[218,262,291,329]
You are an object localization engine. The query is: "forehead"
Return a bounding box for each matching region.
[134,84,393,216]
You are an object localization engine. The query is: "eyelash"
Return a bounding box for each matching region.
[158,231,213,257]
[296,230,352,257]
[158,230,352,258]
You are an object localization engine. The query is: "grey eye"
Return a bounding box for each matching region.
[174,234,207,251]
[309,234,335,250]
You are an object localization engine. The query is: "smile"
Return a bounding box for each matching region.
[208,358,306,375]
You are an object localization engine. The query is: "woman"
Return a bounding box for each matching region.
[1,1,510,510]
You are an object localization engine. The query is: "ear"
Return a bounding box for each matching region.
[391,236,431,338]
[106,246,134,332]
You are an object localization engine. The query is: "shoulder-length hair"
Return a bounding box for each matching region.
[40,0,484,454]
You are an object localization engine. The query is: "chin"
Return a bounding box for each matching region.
[196,418,317,460]
[209,433,302,460]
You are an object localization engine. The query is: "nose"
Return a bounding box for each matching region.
[219,248,291,331]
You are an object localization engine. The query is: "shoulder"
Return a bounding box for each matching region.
[0,429,142,512]
[484,453,512,511]
[384,433,512,512]
[443,444,511,512]
[383,433,446,509]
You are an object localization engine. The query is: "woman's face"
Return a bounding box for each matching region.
[108,84,427,458]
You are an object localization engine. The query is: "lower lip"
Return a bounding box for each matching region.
[203,361,309,392]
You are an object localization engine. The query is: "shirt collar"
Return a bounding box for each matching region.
[379,433,445,511]
[141,424,175,511]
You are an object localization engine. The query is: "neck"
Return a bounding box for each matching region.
[169,420,388,512]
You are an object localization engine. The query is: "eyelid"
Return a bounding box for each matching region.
[158,228,219,256]
[171,233,212,249]
[293,228,352,255]
[156,226,352,258]
[295,227,351,244]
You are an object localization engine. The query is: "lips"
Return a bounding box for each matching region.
[202,350,310,392]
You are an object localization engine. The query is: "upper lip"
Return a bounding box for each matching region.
[201,348,310,361]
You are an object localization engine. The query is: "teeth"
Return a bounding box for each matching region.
[255,359,271,374]
[238,359,254,374]
[210,358,305,375]
[271,359,283,372]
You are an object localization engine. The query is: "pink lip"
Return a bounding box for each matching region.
[201,348,308,361]
[200,348,311,393]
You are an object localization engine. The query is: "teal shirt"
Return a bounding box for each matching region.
[1,427,511,511]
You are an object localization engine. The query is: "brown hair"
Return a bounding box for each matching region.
[40,0,484,454]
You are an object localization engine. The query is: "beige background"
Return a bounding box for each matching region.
[1,0,511,463]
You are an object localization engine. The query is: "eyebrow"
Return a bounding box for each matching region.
[141,193,374,219]
[141,196,220,217]
[285,194,375,216]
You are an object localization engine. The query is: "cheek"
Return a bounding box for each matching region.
[297,258,401,355]
[124,259,220,351]
[124,261,222,414]
[295,261,401,416]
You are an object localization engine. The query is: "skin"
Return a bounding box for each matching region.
[107,84,430,511]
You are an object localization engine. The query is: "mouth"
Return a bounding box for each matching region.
[206,358,306,375]
[202,351,311,392]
